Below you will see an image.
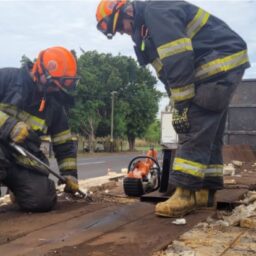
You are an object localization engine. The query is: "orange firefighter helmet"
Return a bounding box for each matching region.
[32,46,80,91]
[96,0,128,39]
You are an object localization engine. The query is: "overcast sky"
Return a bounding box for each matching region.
[0,0,255,111]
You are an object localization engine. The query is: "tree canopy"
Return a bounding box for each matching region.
[69,51,162,151]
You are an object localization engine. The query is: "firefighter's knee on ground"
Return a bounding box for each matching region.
[17,179,57,212]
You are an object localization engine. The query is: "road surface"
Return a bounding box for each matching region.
[50,151,163,180]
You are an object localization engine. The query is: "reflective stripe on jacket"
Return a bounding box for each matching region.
[132,1,250,103]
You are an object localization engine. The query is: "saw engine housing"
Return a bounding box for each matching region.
[123,149,161,197]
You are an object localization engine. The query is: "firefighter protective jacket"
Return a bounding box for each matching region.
[0,66,77,178]
[131,1,250,103]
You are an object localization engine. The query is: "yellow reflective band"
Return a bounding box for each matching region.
[186,8,210,38]
[0,111,9,127]
[0,103,47,133]
[112,11,119,32]
[170,83,195,102]
[157,38,193,60]
[205,164,223,177]
[14,155,48,172]
[59,158,77,170]
[0,103,18,117]
[151,58,163,74]
[195,50,249,81]
[28,116,47,132]
[52,130,72,145]
[173,157,206,178]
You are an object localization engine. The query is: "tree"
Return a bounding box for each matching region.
[69,51,162,151]
[144,119,161,144]
[20,55,33,68]
[119,59,161,150]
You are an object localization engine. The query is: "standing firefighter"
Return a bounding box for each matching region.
[96,0,250,217]
[0,46,80,212]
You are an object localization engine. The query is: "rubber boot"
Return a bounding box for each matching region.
[155,187,196,217]
[195,189,216,208]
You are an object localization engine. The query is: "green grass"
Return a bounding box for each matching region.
[135,145,162,152]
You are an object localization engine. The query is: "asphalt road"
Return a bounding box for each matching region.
[50,151,158,180]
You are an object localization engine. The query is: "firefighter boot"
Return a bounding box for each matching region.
[195,189,216,208]
[155,187,196,217]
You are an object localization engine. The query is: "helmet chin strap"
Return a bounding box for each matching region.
[37,51,53,112]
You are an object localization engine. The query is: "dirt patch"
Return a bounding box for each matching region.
[223,145,255,163]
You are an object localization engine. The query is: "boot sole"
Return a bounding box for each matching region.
[155,207,196,218]
[196,204,215,209]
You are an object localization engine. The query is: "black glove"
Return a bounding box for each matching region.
[172,101,191,134]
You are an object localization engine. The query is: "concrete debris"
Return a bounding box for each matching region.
[240,217,256,228]
[223,163,236,176]
[224,179,236,185]
[159,240,196,256]
[239,191,256,205]
[107,168,119,176]
[121,168,128,174]
[232,160,243,167]
[213,220,230,227]
[163,250,196,256]
[55,173,124,199]
[0,194,11,206]
[223,200,256,226]
[172,218,187,225]
[153,222,251,256]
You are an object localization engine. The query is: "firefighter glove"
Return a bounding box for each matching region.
[10,122,30,143]
[172,101,190,134]
[63,175,79,194]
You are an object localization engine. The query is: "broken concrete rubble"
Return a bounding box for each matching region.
[153,190,256,256]
[232,160,243,167]
[223,163,236,176]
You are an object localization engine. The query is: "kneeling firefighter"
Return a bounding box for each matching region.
[95,0,250,217]
[0,46,80,212]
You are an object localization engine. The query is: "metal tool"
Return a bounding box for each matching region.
[10,142,87,199]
